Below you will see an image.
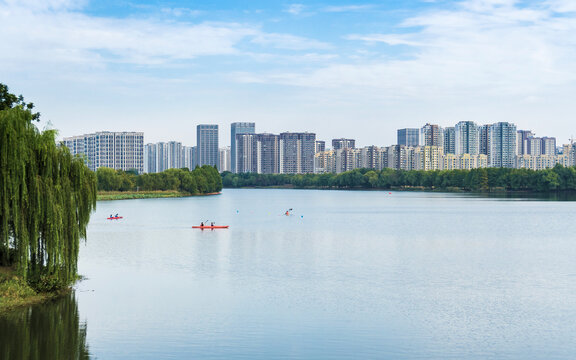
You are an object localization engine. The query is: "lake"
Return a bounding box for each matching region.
[2,189,576,359]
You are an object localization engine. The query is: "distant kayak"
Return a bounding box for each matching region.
[192,225,229,229]
[107,216,123,220]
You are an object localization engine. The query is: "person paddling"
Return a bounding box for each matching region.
[200,222,204,227]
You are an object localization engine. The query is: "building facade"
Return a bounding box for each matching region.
[489,122,517,168]
[454,121,480,155]
[63,131,144,173]
[280,132,316,174]
[197,124,219,168]
[398,128,420,147]
[231,122,255,173]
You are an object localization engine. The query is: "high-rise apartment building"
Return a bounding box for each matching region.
[231,122,255,173]
[315,140,326,153]
[517,130,534,155]
[397,128,420,146]
[527,137,542,156]
[219,147,231,172]
[63,131,144,173]
[479,125,490,156]
[258,134,280,174]
[420,124,443,147]
[166,141,182,169]
[332,138,355,150]
[144,143,157,173]
[182,146,197,170]
[489,122,517,168]
[280,132,316,174]
[444,127,455,154]
[541,137,557,155]
[236,133,258,173]
[197,124,219,168]
[454,121,480,155]
[235,133,280,174]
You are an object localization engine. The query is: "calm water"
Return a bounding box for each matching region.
[2,189,576,359]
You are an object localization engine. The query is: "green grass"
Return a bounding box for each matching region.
[97,190,188,201]
[0,267,44,314]
[97,190,221,201]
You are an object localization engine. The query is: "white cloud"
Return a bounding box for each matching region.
[285,4,305,15]
[250,33,332,50]
[547,0,576,13]
[322,5,375,12]
[0,1,329,70]
[249,0,576,102]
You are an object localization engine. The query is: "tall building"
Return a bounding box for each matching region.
[454,121,479,155]
[444,127,455,154]
[332,138,355,150]
[397,128,420,146]
[231,122,255,173]
[197,124,219,168]
[541,137,557,155]
[280,132,316,174]
[258,134,280,174]
[183,146,197,170]
[517,130,534,155]
[236,134,258,173]
[144,143,157,173]
[479,125,490,156]
[420,124,443,147]
[527,137,542,156]
[489,122,517,168]
[166,141,182,169]
[315,140,326,153]
[219,147,231,172]
[63,131,144,173]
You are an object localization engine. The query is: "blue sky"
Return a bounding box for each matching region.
[2,0,576,146]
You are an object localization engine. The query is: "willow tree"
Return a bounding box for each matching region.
[0,86,96,289]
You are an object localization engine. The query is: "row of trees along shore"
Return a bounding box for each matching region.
[222,165,576,192]
[97,165,223,194]
[1,84,97,292]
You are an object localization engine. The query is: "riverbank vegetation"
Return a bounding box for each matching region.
[96,166,222,196]
[0,84,97,308]
[222,165,576,192]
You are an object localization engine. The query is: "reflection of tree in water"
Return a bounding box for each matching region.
[0,292,90,359]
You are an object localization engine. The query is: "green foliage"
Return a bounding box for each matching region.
[97,165,222,195]
[0,83,40,121]
[222,166,576,193]
[0,85,97,290]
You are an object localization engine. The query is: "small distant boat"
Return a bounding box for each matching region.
[192,225,229,229]
[107,216,123,220]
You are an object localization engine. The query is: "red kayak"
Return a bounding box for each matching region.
[107,216,123,220]
[192,225,229,229]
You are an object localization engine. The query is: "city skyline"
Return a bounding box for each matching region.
[2,0,576,147]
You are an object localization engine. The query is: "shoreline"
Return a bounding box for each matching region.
[97,190,221,201]
[0,267,71,315]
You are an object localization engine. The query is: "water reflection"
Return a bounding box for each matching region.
[0,292,90,360]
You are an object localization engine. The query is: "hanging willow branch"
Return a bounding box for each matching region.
[0,107,96,287]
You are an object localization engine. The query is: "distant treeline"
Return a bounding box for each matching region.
[222,165,576,192]
[97,166,222,194]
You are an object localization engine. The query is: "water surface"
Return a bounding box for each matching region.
[3,189,576,359]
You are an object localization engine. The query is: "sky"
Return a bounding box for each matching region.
[1,0,576,147]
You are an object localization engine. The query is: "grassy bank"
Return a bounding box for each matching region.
[0,267,68,315]
[98,190,187,200]
[97,190,221,201]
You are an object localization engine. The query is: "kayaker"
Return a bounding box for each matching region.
[200,222,204,227]
[110,214,113,218]
[211,222,214,226]
[115,213,118,217]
